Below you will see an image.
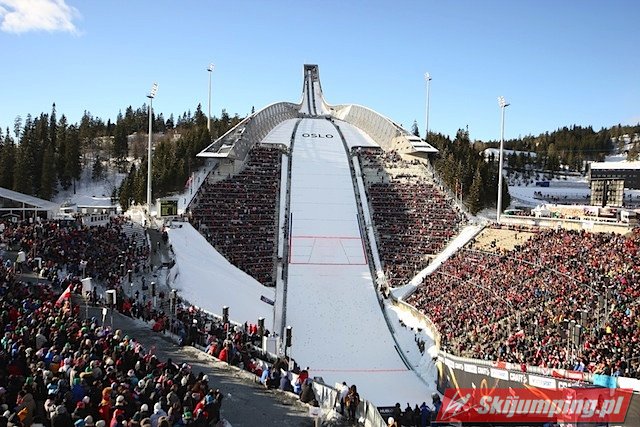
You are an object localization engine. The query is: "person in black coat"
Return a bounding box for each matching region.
[299,379,316,405]
[391,403,402,426]
[51,405,73,427]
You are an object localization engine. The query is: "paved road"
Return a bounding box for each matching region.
[80,301,316,427]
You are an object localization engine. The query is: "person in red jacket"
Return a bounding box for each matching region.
[217,342,231,363]
[98,387,112,423]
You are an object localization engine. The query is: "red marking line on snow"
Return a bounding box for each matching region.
[289,235,367,265]
[291,235,362,239]
[309,368,408,373]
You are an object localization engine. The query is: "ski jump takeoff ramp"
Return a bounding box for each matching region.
[285,112,430,404]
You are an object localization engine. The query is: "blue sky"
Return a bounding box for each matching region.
[0,0,638,141]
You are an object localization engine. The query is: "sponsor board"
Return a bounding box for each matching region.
[490,368,509,380]
[464,363,477,374]
[528,374,557,389]
[437,387,633,424]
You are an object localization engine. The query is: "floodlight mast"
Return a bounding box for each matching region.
[424,72,432,140]
[496,96,510,223]
[147,83,158,216]
[207,64,214,132]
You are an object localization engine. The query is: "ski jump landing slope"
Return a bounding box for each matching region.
[286,118,430,406]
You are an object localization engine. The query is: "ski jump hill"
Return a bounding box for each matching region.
[175,65,450,406]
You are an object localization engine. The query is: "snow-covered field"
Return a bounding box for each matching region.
[167,223,276,330]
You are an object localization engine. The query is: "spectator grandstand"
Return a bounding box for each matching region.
[189,144,284,286]
[2,218,148,289]
[0,265,232,427]
[407,226,640,379]
[358,148,466,287]
[0,216,327,427]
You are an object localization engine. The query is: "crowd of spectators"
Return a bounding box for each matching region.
[190,145,283,286]
[0,255,231,427]
[358,149,466,287]
[407,227,640,378]
[1,213,332,426]
[1,218,148,291]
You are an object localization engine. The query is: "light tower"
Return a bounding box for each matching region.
[207,63,214,132]
[424,72,432,140]
[497,95,510,223]
[146,83,158,215]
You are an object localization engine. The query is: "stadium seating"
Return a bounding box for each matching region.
[407,227,640,378]
[190,145,283,286]
[358,148,466,287]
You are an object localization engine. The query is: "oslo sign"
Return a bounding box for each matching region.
[302,133,334,138]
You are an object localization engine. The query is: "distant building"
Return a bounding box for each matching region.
[0,187,59,220]
[589,161,640,190]
[59,196,118,226]
[588,161,640,207]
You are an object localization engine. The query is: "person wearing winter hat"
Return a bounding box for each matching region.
[74,420,85,427]
[137,405,149,420]
[95,421,105,427]
[114,396,125,408]
[84,416,94,427]
[149,404,166,427]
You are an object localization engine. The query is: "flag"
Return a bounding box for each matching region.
[55,284,73,307]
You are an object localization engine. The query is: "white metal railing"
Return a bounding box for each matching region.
[332,104,404,150]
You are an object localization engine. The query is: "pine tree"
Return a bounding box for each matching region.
[32,113,49,196]
[57,115,70,190]
[134,161,147,203]
[106,119,114,136]
[220,109,230,128]
[13,115,35,194]
[13,145,32,194]
[0,129,16,189]
[92,156,104,180]
[112,122,128,169]
[13,116,22,141]
[118,164,136,210]
[467,166,484,214]
[500,178,511,212]
[39,144,56,200]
